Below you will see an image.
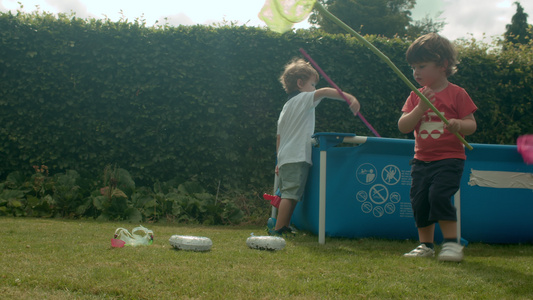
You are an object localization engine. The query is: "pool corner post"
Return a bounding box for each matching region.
[455,188,462,244]
[271,174,279,219]
[319,149,327,244]
[314,133,360,245]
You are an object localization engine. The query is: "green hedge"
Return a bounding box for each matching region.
[1,11,532,194]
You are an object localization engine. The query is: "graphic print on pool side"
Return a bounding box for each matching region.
[355,163,412,218]
[382,165,401,185]
[356,163,377,185]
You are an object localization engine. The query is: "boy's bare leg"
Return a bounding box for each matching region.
[439,220,458,241]
[418,224,436,243]
[274,198,297,231]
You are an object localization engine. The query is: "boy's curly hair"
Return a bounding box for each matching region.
[279,58,319,94]
[406,33,458,77]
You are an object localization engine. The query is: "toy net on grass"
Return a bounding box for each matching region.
[112,225,153,247]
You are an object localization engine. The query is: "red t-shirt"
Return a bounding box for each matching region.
[401,83,477,161]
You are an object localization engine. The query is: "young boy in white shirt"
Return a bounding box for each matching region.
[271,58,360,235]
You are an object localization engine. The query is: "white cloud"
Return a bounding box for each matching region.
[45,0,90,18]
[439,0,532,41]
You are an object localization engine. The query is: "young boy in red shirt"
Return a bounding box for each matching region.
[398,33,477,262]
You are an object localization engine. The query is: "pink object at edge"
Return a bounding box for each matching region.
[517,134,533,164]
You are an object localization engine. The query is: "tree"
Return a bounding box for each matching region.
[406,14,446,38]
[504,1,532,46]
[309,0,441,38]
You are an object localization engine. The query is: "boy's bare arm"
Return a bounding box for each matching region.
[399,111,477,135]
[314,87,360,114]
[398,88,434,134]
[446,114,476,135]
[398,108,425,134]
[314,87,351,101]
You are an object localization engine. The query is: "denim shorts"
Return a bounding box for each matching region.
[409,158,465,228]
[278,162,311,202]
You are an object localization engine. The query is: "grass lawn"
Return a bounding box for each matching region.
[1,217,532,299]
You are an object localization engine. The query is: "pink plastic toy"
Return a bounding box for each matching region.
[263,193,281,208]
[517,135,533,164]
[111,238,126,248]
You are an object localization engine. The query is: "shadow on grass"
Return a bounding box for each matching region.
[290,229,533,255]
[287,231,419,256]
[444,260,533,297]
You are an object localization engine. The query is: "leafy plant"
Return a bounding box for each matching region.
[0,167,55,217]
[0,164,258,224]
[52,170,83,217]
[89,165,141,222]
[0,186,26,216]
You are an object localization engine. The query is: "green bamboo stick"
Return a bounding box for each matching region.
[314,2,473,150]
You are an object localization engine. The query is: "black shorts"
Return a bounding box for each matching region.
[409,158,465,228]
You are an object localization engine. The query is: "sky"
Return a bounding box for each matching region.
[0,0,532,42]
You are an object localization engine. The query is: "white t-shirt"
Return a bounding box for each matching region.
[277,91,321,168]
